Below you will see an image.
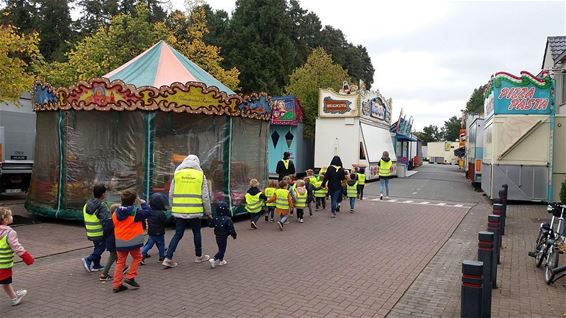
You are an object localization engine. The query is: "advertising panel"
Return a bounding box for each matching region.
[319,89,358,117]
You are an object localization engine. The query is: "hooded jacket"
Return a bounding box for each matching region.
[247,187,267,201]
[169,155,212,218]
[147,193,169,236]
[210,203,237,238]
[113,202,152,251]
[378,156,393,178]
[84,198,111,221]
[322,156,346,191]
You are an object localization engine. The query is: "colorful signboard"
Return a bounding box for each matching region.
[360,90,392,125]
[32,79,272,121]
[319,89,358,117]
[271,96,302,126]
[484,71,553,116]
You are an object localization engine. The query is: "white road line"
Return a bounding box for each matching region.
[388,199,397,202]
[420,202,430,204]
[455,204,464,207]
[412,192,418,195]
[404,200,413,203]
[437,203,446,206]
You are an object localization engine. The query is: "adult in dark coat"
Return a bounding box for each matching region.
[322,156,346,217]
[275,152,296,181]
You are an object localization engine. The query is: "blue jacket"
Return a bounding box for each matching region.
[210,203,237,238]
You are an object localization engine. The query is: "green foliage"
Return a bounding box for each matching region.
[466,86,485,114]
[286,48,350,137]
[560,179,566,204]
[414,125,443,145]
[0,0,38,34]
[35,0,76,61]
[443,116,461,142]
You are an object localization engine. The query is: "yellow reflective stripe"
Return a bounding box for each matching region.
[282,160,289,170]
[115,235,144,248]
[172,169,204,214]
[275,189,289,209]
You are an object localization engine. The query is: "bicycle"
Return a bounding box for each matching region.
[542,204,566,284]
[528,203,563,268]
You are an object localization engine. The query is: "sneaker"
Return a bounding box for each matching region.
[309,212,313,216]
[159,257,165,262]
[380,194,383,200]
[81,258,92,273]
[218,260,228,266]
[162,258,178,268]
[299,219,304,223]
[209,258,217,268]
[270,219,274,223]
[330,214,336,218]
[336,205,341,212]
[123,265,129,274]
[124,278,140,289]
[91,264,104,272]
[11,289,27,306]
[385,196,390,199]
[144,254,151,258]
[278,221,284,231]
[251,221,257,229]
[99,273,112,281]
[140,257,146,265]
[113,285,128,293]
[265,215,269,222]
[194,255,210,263]
[350,209,354,213]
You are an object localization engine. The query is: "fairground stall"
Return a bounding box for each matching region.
[390,114,419,176]
[465,115,484,185]
[268,96,311,177]
[27,41,271,220]
[427,141,460,164]
[481,71,553,201]
[314,88,396,180]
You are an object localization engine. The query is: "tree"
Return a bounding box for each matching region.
[35,0,76,61]
[443,116,461,142]
[0,25,41,104]
[75,0,119,34]
[223,0,299,94]
[176,4,240,91]
[0,0,38,34]
[39,3,174,86]
[286,48,350,137]
[414,125,442,145]
[466,86,485,114]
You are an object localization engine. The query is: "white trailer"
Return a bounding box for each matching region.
[314,89,397,180]
[427,141,459,164]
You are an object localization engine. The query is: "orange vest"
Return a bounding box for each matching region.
[112,209,144,251]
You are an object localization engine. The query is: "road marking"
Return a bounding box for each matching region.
[388,199,397,202]
[404,200,414,203]
[367,197,471,209]
[437,203,446,206]
[412,192,418,195]
[420,202,430,204]
[455,204,463,207]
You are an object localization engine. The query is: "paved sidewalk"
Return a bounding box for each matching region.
[1,199,467,317]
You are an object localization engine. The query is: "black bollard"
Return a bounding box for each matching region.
[478,231,494,318]
[502,184,508,200]
[487,214,501,288]
[461,260,483,318]
[493,202,505,235]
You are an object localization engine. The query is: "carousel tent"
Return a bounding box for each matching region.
[28,41,270,220]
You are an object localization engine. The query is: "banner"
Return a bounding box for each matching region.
[319,89,358,117]
[271,96,302,126]
[360,90,392,125]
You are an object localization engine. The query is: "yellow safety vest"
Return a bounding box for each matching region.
[347,182,358,198]
[314,181,327,198]
[357,173,366,185]
[0,233,14,269]
[379,160,393,177]
[83,204,103,241]
[265,187,276,207]
[295,190,307,208]
[281,160,290,170]
[172,168,204,214]
[245,192,263,213]
[275,189,290,210]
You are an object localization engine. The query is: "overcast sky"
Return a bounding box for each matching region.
[175,0,564,130]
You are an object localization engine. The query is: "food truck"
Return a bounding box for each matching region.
[481,71,553,201]
[466,117,484,184]
[314,88,396,180]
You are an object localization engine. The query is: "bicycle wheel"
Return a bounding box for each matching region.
[545,248,559,284]
[533,229,547,267]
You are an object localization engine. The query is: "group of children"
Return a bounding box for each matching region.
[244,167,367,230]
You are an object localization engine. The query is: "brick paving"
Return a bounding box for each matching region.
[0,199,467,317]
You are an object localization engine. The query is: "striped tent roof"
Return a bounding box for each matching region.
[103,40,235,94]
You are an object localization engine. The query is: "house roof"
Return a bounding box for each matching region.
[542,36,566,69]
[103,40,235,94]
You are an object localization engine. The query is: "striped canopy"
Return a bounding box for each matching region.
[104,40,235,94]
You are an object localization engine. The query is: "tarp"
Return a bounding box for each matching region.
[360,123,397,163]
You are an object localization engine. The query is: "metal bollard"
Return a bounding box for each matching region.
[461,260,483,318]
[502,184,508,199]
[487,214,501,287]
[478,231,494,318]
[493,202,505,235]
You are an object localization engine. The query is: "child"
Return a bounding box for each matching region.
[283,176,295,216]
[346,173,358,213]
[141,193,169,264]
[81,184,112,272]
[264,180,278,222]
[209,202,237,268]
[294,180,308,223]
[0,208,34,306]
[112,191,151,293]
[306,169,317,184]
[313,174,327,210]
[356,168,366,200]
[267,180,294,230]
[304,177,314,216]
[99,203,125,281]
[245,179,267,229]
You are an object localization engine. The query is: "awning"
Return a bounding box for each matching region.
[396,133,417,142]
[360,123,397,162]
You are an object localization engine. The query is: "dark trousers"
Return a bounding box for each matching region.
[214,235,228,261]
[296,208,304,219]
[306,201,313,215]
[86,239,106,267]
[142,234,166,258]
[357,184,365,199]
[315,197,326,209]
[166,217,203,259]
[249,211,264,223]
[266,207,275,220]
